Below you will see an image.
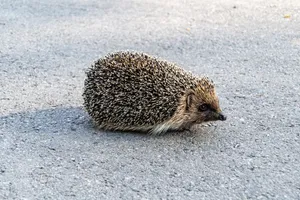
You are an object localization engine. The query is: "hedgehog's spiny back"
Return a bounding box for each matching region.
[83,51,198,129]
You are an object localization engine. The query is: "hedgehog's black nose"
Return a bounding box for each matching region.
[218,113,227,121]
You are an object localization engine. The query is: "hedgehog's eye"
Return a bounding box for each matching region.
[198,104,209,112]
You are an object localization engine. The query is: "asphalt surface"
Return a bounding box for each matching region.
[1,0,300,199]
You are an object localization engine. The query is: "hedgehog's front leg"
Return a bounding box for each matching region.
[149,121,191,135]
[149,123,171,135]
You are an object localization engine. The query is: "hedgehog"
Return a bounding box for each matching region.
[83,51,226,134]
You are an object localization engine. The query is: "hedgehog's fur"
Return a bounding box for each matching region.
[83,51,226,134]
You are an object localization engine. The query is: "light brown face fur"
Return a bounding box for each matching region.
[184,78,226,125]
[185,89,221,123]
[159,78,226,134]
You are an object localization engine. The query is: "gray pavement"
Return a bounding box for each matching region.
[1,0,300,199]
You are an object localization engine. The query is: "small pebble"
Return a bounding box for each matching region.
[70,125,77,131]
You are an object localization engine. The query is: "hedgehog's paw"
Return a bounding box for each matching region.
[179,127,193,133]
[200,122,215,127]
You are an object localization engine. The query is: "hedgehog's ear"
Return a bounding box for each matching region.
[186,91,194,111]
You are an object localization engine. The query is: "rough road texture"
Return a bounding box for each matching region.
[1,0,300,199]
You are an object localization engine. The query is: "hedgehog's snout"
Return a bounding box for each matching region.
[218,112,227,121]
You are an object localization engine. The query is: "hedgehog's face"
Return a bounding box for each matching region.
[185,81,226,124]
